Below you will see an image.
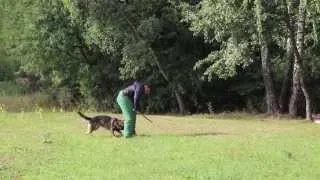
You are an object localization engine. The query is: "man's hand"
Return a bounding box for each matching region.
[132,108,141,114]
[132,109,152,123]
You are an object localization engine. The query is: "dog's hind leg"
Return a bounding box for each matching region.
[87,123,93,134]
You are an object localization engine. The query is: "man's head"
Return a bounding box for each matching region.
[144,84,151,95]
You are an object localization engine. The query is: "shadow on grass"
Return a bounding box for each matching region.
[138,132,230,138]
[178,132,230,137]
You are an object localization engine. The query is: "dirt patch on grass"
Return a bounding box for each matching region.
[0,154,15,164]
[0,154,15,172]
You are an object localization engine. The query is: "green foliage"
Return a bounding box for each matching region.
[0,59,17,81]
[138,17,163,42]
[120,41,155,80]
[194,38,252,80]
[186,0,256,80]
[0,81,28,96]
[0,0,38,83]
[2,0,320,113]
[0,0,40,73]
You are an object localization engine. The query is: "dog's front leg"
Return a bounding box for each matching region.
[111,125,117,137]
[117,130,123,137]
[112,129,122,137]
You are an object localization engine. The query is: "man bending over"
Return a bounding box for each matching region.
[116,81,151,138]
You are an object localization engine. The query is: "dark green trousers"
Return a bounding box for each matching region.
[116,90,136,138]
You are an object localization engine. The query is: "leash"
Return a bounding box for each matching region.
[140,113,153,123]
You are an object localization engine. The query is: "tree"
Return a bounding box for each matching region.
[186,0,281,115]
[284,0,312,120]
[0,0,40,81]
[4,0,320,114]
[254,0,280,115]
[63,0,209,113]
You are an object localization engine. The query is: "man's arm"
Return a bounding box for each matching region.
[133,84,143,112]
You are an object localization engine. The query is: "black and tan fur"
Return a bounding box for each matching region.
[78,112,124,137]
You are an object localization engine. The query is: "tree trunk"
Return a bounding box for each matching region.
[279,38,294,113]
[152,51,186,114]
[296,0,311,120]
[285,0,312,120]
[174,90,186,114]
[261,44,280,115]
[288,57,302,116]
[300,76,312,120]
[255,0,280,115]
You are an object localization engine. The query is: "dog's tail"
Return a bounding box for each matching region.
[77,112,92,121]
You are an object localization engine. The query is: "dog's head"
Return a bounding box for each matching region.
[111,118,124,130]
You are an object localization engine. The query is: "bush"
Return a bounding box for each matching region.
[0,81,28,96]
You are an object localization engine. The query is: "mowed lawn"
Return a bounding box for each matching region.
[1,112,320,180]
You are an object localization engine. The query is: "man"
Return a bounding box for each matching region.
[116,81,151,138]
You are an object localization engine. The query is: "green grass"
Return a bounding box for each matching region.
[1,112,320,180]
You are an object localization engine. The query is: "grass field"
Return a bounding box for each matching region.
[1,112,320,180]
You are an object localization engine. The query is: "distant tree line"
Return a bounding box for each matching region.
[1,0,320,119]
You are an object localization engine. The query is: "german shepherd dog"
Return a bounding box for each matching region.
[78,112,124,137]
